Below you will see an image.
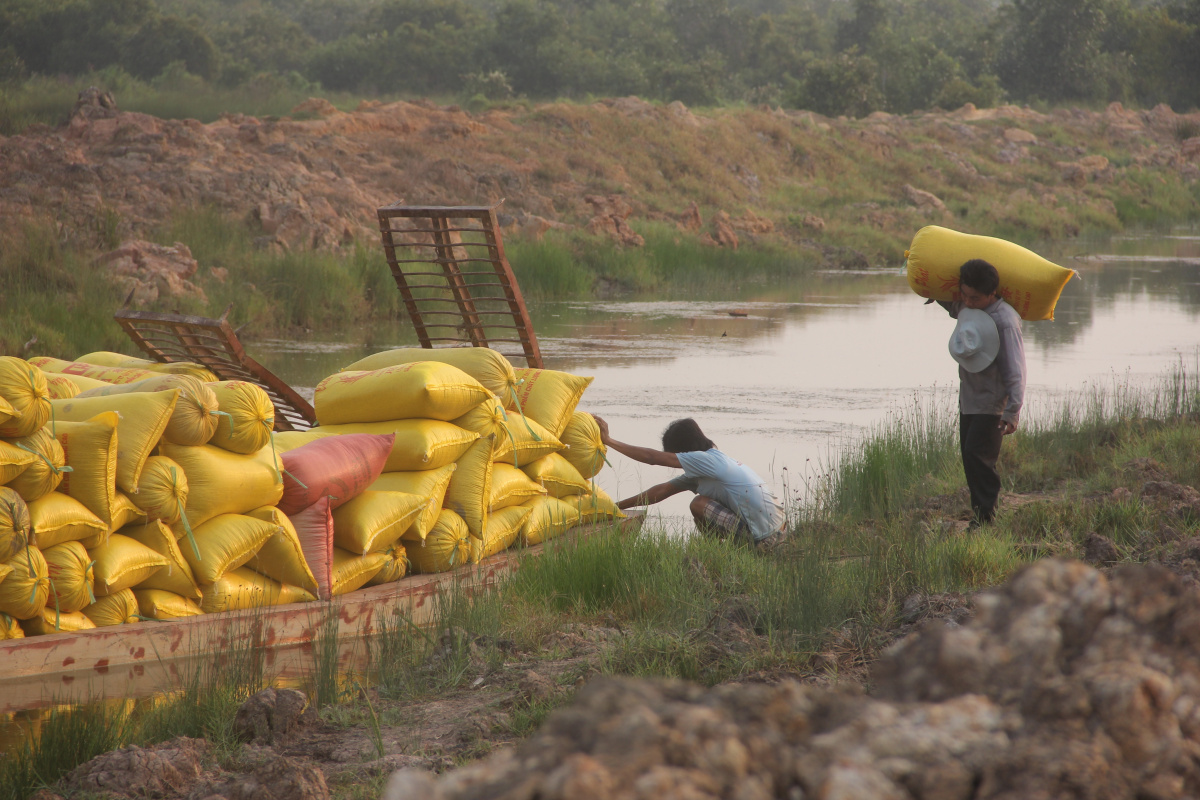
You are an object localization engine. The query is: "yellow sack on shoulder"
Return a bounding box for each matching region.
[443,436,495,539]
[133,588,203,620]
[121,519,202,602]
[343,347,517,400]
[7,428,67,502]
[200,567,316,613]
[472,505,531,563]
[493,414,562,468]
[82,588,139,626]
[243,506,319,596]
[507,369,593,438]
[159,443,283,528]
[22,608,96,635]
[129,456,188,525]
[489,464,547,511]
[522,453,591,498]
[309,420,479,472]
[332,490,427,555]
[560,412,607,479]
[0,357,51,438]
[316,362,490,425]
[90,533,168,595]
[52,391,179,493]
[330,547,388,595]
[0,546,50,619]
[904,225,1076,321]
[209,381,275,454]
[371,465,456,542]
[27,492,105,550]
[403,509,471,574]
[519,496,581,546]
[184,513,278,586]
[43,540,95,613]
[78,374,220,447]
[365,542,407,586]
[0,486,31,561]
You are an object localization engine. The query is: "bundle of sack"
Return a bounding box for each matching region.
[0,347,621,640]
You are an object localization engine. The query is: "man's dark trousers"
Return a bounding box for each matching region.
[960,414,1004,523]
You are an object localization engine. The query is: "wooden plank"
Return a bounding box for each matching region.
[0,515,642,713]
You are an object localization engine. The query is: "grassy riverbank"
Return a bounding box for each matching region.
[5,363,1199,800]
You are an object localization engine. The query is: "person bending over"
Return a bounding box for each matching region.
[932,258,1026,527]
[592,416,787,549]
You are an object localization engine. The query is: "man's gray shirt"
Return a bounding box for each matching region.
[945,298,1026,424]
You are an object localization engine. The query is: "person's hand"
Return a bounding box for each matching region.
[592,414,610,443]
[998,419,1017,436]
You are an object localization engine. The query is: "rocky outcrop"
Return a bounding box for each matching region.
[383,559,1200,800]
[233,688,310,746]
[63,737,208,798]
[95,240,207,305]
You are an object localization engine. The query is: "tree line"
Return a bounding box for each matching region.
[2,0,1198,115]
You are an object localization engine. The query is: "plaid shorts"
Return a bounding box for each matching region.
[697,499,787,549]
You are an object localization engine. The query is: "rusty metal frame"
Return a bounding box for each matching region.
[376,202,543,368]
[113,309,315,431]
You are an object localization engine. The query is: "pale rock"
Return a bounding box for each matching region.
[1004,128,1038,144]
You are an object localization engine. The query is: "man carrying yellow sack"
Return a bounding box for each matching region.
[593,416,787,549]
[930,259,1027,528]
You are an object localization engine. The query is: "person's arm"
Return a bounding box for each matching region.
[592,415,681,468]
[997,320,1026,435]
[616,481,687,510]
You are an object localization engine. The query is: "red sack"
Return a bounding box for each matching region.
[279,433,394,515]
[289,497,333,600]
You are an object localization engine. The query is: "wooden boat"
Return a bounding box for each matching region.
[0,513,643,714]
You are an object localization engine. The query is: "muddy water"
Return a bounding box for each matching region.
[253,228,1200,530]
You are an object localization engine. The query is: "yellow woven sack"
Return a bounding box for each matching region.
[80,352,220,383]
[560,412,607,479]
[0,357,51,438]
[0,440,36,485]
[200,567,316,613]
[1,486,31,560]
[184,513,278,586]
[403,510,471,574]
[494,414,563,468]
[34,358,161,385]
[371,465,456,542]
[904,225,1077,321]
[75,351,143,367]
[0,546,50,619]
[365,542,408,587]
[444,436,495,539]
[27,492,105,550]
[77,375,220,447]
[519,496,581,546]
[331,490,428,555]
[133,588,203,619]
[243,506,319,596]
[453,395,508,439]
[7,428,67,502]
[54,413,119,532]
[22,608,96,635]
[568,486,627,524]
[140,362,218,382]
[330,547,388,595]
[0,610,23,639]
[121,520,202,602]
[129,456,188,525]
[0,394,13,430]
[80,494,145,548]
[310,420,479,472]
[159,443,283,528]
[82,588,139,626]
[489,464,547,511]
[209,381,275,454]
[315,362,490,425]
[44,375,81,400]
[52,391,179,493]
[522,453,591,498]
[507,369,593,438]
[343,347,518,400]
[472,505,531,563]
[272,430,327,453]
[90,533,168,595]
[43,540,95,613]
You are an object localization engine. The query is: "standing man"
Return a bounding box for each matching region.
[592,416,787,549]
[934,258,1026,527]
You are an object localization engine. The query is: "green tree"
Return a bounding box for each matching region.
[996,0,1112,102]
[125,15,218,81]
[789,49,883,116]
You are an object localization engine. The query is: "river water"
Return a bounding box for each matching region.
[253,228,1200,531]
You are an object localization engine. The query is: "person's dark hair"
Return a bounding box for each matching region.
[959,259,1000,297]
[662,418,715,453]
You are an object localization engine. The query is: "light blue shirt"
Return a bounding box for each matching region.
[669,449,786,540]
